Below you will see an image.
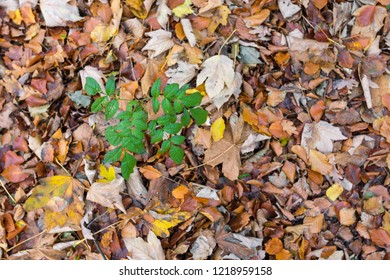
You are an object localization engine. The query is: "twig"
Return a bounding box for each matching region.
[185,144,236,171]
[6,230,47,252]
[0,178,16,204]
[218,29,237,56]
[301,15,341,46]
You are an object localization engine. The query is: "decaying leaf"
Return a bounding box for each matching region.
[24,175,84,232]
[40,0,82,27]
[142,29,175,58]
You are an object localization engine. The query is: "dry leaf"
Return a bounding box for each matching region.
[301,121,347,154]
[326,184,344,201]
[265,237,283,255]
[40,0,82,27]
[309,149,332,175]
[139,166,162,180]
[165,61,198,87]
[210,117,225,142]
[190,230,216,260]
[142,29,175,58]
[123,231,165,260]
[86,178,126,213]
[339,208,356,226]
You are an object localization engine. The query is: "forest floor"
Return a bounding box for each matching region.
[0,0,390,260]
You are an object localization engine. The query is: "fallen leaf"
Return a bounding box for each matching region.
[309,149,332,176]
[1,165,29,183]
[368,229,390,247]
[172,0,194,18]
[196,54,235,100]
[24,175,85,231]
[339,208,356,226]
[86,178,126,213]
[278,0,301,19]
[301,121,347,154]
[326,184,344,201]
[139,166,162,180]
[165,61,198,87]
[181,18,196,47]
[210,117,225,142]
[156,0,172,28]
[40,0,82,27]
[265,237,283,255]
[123,231,165,260]
[190,230,216,260]
[142,29,175,58]
[303,214,324,234]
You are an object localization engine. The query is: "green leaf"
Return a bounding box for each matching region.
[150,129,163,144]
[132,128,145,140]
[132,119,148,131]
[190,108,208,125]
[126,100,140,112]
[163,83,179,100]
[103,147,122,163]
[174,100,184,113]
[160,140,170,154]
[105,99,119,120]
[121,153,137,180]
[105,76,116,96]
[151,78,161,98]
[148,120,157,131]
[122,137,145,154]
[181,109,191,127]
[164,123,182,134]
[170,135,185,145]
[152,98,160,113]
[85,77,101,96]
[116,111,133,120]
[157,114,175,126]
[169,145,184,164]
[162,98,174,114]
[91,96,108,112]
[181,92,202,107]
[105,126,121,146]
[133,110,148,121]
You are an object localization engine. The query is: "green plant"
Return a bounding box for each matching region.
[84,76,208,180]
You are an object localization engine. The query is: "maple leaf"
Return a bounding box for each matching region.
[301,121,347,154]
[123,231,165,260]
[24,175,84,232]
[165,61,198,87]
[204,115,249,181]
[86,177,126,213]
[142,29,175,58]
[40,0,83,27]
[156,0,171,29]
[197,54,235,99]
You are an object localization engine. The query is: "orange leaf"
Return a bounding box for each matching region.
[303,214,324,234]
[310,100,325,122]
[313,0,328,10]
[265,238,283,255]
[139,166,162,180]
[309,149,332,175]
[269,121,289,138]
[1,165,29,183]
[339,208,356,226]
[275,249,292,260]
[172,185,189,200]
[291,145,308,164]
[282,160,296,183]
[304,61,320,75]
[382,94,390,111]
[368,229,390,247]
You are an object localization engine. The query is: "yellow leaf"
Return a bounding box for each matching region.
[172,0,193,18]
[211,117,225,142]
[207,5,231,35]
[90,24,116,43]
[9,9,23,25]
[326,184,344,201]
[151,212,191,238]
[98,164,116,182]
[23,175,85,231]
[125,0,148,18]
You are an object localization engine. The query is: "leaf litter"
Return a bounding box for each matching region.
[0,0,390,260]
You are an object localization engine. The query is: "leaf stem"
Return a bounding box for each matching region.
[0,178,16,204]
[185,144,236,171]
[218,29,237,56]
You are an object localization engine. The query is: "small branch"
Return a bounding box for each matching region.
[6,230,47,252]
[185,144,236,171]
[218,29,237,56]
[0,178,16,204]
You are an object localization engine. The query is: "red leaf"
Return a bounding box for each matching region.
[355,5,376,26]
[1,164,29,183]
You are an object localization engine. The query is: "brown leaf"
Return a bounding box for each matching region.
[139,166,162,180]
[1,164,29,183]
[309,150,332,175]
[339,208,356,226]
[368,229,390,247]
